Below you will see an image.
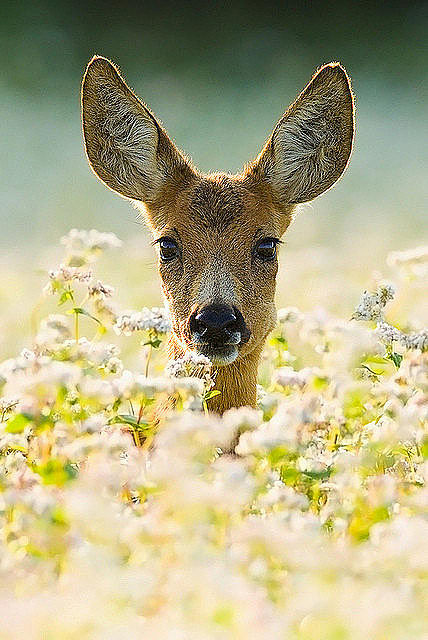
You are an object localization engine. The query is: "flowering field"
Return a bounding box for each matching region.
[0,230,427,639]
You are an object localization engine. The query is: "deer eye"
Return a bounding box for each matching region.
[254,238,279,262]
[158,237,180,262]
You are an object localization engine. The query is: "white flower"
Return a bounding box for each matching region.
[259,481,309,510]
[352,284,395,321]
[375,321,404,345]
[277,306,303,323]
[273,366,307,389]
[114,307,171,335]
[166,351,212,378]
[387,246,428,277]
[60,228,122,253]
[47,264,92,284]
[35,314,71,347]
[48,338,122,372]
[405,328,428,352]
[376,321,428,352]
[87,280,114,298]
[222,407,261,434]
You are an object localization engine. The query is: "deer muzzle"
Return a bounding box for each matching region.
[189,303,250,364]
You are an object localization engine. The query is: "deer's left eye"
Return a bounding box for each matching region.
[254,238,279,262]
[158,237,180,262]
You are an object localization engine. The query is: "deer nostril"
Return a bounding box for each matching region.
[195,308,237,332]
[190,304,243,345]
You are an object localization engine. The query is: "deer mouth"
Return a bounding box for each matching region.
[196,342,240,366]
[188,303,250,366]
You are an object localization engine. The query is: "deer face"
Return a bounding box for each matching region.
[82,57,354,368]
[152,173,284,365]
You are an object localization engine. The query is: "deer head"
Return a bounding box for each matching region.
[82,57,354,412]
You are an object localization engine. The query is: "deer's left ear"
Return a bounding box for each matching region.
[245,63,354,206]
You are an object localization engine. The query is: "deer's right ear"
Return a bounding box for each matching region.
[82,56,194,202]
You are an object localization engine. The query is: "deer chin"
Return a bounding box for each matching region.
[197,344,239,366]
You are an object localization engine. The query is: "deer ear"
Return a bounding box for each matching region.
[82,56,194,202]
[246,63,354,205]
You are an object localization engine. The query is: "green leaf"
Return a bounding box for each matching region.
[144,338,162,349]
[59,289,74,305]
[280,464,299,485]
[387,351,403,368]
[312,375,329,390]
[5,444,28,454]
[5,413,32,433]
[204,390,221,401]
[67,307,101,325]
[302,468,331,480]
[361,364,380,377]
[109,414,149,429]
[271,334,287,345]
[212,605,234,627]
[34,459,78,486]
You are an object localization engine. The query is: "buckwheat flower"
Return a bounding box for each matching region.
[114,307,171,335]
[93,296,118,324]
[259,481,309,511]
[387,245,428,277]
[47,264,93,284]
[103,356,123,374]
[277,306,303,323]
[352,284,395,321]
[166,351,212,378]
[87,280,114,298]
[273,366,307,389]
[51,338,122,373]
[208,456,256,509]
[78,414,108,435]
[35,314,71,347]
[236,409,299,456]
[405,328,428,352]
[0,397,19,415]
[153,411,235,456]
[0,431,28,456]
[170,377,205,396]
[376,322,428,352]
[222,407,261,434]
[21,348,36,362]
[78,377,116,404]
[61,228,122,253]
[375,321,404,346]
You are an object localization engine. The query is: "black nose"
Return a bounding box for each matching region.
[189,304,249,346]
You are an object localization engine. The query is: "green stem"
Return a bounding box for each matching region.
[145,344,152,378]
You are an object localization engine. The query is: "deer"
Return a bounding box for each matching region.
[81,57,354,414]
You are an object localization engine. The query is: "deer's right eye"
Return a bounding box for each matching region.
[158,237,180,263]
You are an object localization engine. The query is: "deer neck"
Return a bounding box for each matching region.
[167,337,260,413]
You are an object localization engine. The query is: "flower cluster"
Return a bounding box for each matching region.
[114,307,171,335]
[352,284,395,321]
[353,283,428,353]
[387,245,428,277]
[166,351,212,378]
[376,321,428,352]
[60,228,122,265]
[0,232,426,639]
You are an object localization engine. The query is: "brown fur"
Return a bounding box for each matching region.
[82,56,355,413]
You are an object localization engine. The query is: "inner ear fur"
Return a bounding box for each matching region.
[82,56,194,202]
[245,62,355,205]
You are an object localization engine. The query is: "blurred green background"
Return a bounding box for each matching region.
[1,0,427,246]
[0,1,427,357]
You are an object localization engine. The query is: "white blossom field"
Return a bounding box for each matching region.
[0,230,427,639]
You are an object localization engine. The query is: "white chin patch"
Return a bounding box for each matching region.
[202,346,239,366]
